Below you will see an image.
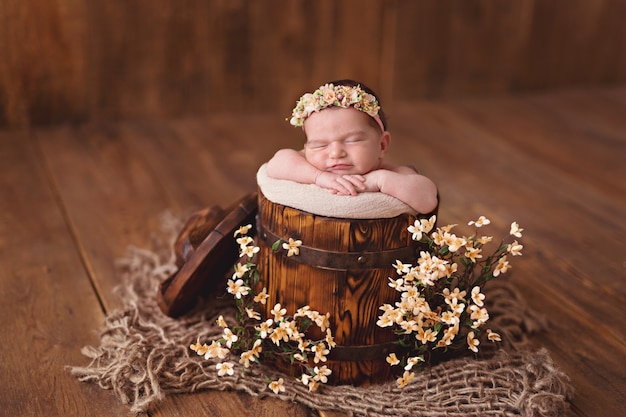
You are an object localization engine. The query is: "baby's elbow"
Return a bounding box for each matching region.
[266,157,279,177]
[416,193,439,215]
[413,180,439,214]
[266,149,289,177]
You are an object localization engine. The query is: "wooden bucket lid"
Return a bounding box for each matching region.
[157,192,258,317]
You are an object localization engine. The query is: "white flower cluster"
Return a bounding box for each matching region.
[190,224,334,394]
[378,215,524,388]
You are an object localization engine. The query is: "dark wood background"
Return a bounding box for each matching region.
[2,0,626,128]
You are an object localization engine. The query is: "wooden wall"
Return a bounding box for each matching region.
[1,0,625,128]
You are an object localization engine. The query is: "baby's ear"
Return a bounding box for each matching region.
[380,131,391,154]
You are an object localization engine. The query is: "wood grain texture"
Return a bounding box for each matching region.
[2,0,626,127]
[0,131,128,416]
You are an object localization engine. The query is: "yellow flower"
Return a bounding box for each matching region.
[477,235,493,244]
[253,287,269,305]
[493,256,511,277]
[270,303,287,321]
[301,374,319,392]
[471,286,485,307]
[443,287,467,303]
[468,216,491,227]
[393,260,411,275]
[190,341,209,356]
[400,320,420,334]
[227,278,250,299]
[397,370,415,388]
[270,326,289,346]
[204,341,229,360]
[250,339,262,355]
[282,238,302,257]
[325,329,336,348]
[444,262,458,278]
[443,232,467,252]
[239,350,255,368]
[437,325,458,347]
[440,311,459,326]
[216,315,228,328]
[240,245,260,258]
[421,215,437,233]
[314,312,331,332]
[440,224,457,233]
[257,319,273,339]
[232,262,249,279]
[377,311,395,328]
[222,327,238,348]
[510,222,524,238]
[487,329,502,342]
[386,353,400,366]
[294,305,311,318]
[233,224,252,237]
[404,356,424,371]
[245,307,261,320]
[297,339,310,352]
[312,343,329,363]
[467,331,480,353]
[469,305,489,328]
[313,365,332,383]
[407,220,424,241]
[268,378,285,394]
[216,362,235,376]
[507,240,523,256]
[444,297,465,315]
[465,247,483,263]
[388,277,405,291]
[416,327,438,344]
[236,236,254,248]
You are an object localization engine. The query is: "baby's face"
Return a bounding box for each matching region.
[303,107,389,175]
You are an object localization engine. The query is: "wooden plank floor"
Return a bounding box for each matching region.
[1,86,625,416]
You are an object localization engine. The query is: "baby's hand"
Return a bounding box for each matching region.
[361,170,383,192]
[315,172,366,195]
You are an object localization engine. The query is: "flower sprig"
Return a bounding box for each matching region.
[378,215,524,388]
[190,225,334,393]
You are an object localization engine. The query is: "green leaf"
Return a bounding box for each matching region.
[271,239,282,251]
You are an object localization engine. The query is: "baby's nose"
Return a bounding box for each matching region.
[328,142,346,158]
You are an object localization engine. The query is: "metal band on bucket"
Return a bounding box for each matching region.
[257,223,418,271]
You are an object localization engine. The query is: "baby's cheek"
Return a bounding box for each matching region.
[306,155,326,171]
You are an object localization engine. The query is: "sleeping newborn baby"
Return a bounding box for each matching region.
[266,79,438,215]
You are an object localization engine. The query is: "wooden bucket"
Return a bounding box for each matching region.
[256,191,424,385]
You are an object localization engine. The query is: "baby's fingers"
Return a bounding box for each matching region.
[342,175,366,191]
[334,177,359,195]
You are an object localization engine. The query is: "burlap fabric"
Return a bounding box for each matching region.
[69,214,573,416]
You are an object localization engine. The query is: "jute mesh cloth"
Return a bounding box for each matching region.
[69,213,573,416]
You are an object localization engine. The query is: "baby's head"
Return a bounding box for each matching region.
[289,80,391,176]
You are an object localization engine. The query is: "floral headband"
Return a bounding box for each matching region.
[289,83,385,132]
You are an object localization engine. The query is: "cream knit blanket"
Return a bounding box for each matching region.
[256,163,416,218]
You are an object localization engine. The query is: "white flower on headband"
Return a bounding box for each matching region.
[289,83,381,127]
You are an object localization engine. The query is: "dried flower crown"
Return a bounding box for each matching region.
[289,83,383,131]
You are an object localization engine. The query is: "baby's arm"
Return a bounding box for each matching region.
[266,149,365,195]
[361,166,438,214]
